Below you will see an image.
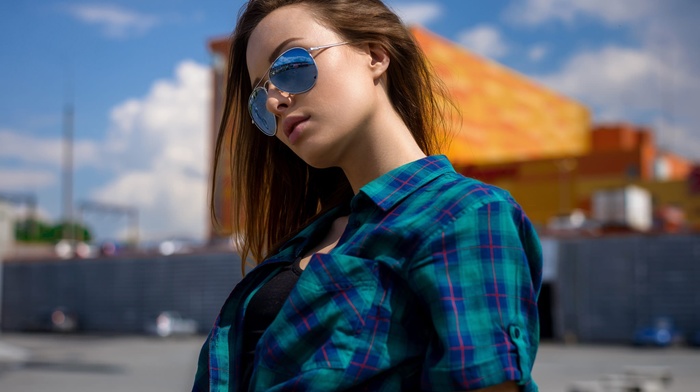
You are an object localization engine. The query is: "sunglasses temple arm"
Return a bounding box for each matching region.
[308,41,350,53]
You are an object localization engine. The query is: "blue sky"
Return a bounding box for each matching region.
[1,0,698,243]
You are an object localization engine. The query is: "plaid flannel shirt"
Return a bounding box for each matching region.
[193,155,542,391]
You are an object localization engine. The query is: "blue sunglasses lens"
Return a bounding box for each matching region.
[269,47,318,94]
[249,87,277,136]
[248,47,318,136]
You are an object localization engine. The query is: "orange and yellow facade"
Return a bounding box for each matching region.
[462,124,700,230]
[410,27,590,166]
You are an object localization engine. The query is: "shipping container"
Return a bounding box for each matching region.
[592,186,652,231]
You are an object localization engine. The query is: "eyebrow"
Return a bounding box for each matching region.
[251,37,303,87]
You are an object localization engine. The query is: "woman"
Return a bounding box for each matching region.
[194,0,542,391]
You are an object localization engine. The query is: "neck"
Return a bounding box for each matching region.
[338,109,427,194]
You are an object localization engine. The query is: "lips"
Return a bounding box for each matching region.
[282,115,310,140]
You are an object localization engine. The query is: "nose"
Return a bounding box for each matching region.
[265,82,291,116]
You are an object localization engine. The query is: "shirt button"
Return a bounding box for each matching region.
[514,328,521,338]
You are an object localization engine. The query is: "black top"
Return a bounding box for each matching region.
[241,257,304,388]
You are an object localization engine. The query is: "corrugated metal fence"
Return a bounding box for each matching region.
[1,253,243,333]
[556,234,700,343]
[1,234,699,343]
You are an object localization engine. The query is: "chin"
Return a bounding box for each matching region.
[293,145,340,170]
[288,131,350,170]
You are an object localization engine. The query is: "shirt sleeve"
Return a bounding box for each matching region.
[407,199,542,391]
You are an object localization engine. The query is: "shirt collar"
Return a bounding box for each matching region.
[263,203,348,264]
[356,155,455,211]
[262,155,454,264]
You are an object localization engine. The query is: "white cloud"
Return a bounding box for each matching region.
[0,168,56,190]
[0,129,100,168]
[457,24,509,59]
[528,44,548,62]
[508,1,700,160]
[64,4,159,38]
[388,2,443,26]
[535,45,700,160]
[504,0,657,26]
[92,60,211,241]
[104,61,210,174]
[12,204,53,222]
[536,45,700,118]
[652,118,700,162]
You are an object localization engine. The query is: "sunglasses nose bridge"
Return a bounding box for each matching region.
[265,80,291,97]
[265,84,292,117]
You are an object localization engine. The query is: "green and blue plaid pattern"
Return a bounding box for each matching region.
[193,155,542,391]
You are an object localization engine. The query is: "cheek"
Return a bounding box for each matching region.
[318,51,373,99]
[315,66,375,117]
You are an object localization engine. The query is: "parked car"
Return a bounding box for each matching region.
[632,317,683,347]
[145,311,198,337]
[156,237,205,256]
[24,307,79,333]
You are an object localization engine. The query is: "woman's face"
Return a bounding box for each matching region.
[246,5,382,168]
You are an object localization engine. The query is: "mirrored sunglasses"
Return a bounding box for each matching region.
[248,42,350,136]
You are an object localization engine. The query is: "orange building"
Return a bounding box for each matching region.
[410,27,590,166]
[463,123,700,230]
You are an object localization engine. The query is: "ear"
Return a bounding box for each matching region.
[367,43,390,80]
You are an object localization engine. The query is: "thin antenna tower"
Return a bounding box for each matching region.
[62,63,75,249]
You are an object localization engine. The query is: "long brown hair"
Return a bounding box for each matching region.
[211,0,452,269]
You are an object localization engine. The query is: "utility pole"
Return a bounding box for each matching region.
[62,65,75,253]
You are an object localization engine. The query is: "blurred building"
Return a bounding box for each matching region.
[0,200,15,259]
[208,38,233,239]
[463,123,700,231]
[410,27,591,165]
